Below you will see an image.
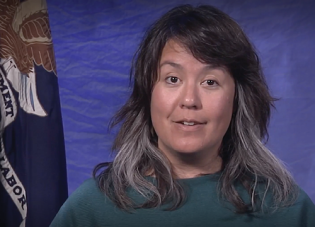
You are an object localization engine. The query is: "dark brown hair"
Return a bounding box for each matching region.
[94,4,297,213]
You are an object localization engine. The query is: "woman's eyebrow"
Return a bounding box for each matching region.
[160,61,219,72]
[159,61,183,69]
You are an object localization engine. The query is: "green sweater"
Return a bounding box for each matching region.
[50,175,315,227]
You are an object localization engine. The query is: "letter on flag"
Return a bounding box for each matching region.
[0,0,68,226]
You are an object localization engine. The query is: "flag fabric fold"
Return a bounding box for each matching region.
[0,0,68,226]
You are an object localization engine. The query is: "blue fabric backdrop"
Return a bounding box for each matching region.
[47,0,315,202]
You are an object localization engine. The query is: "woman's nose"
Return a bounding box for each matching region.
[179,84,202,110]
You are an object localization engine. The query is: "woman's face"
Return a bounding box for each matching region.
[150,39,235,161]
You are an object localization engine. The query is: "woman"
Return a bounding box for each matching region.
[51,4,315,227]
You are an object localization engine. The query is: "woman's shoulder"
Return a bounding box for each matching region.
[261,187,315,226]
[50,178,113,227]
[71,178,104,199]
[62,178,108,206]
[293,187,315,212]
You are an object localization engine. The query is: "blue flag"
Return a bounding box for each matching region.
[0,0,68,226]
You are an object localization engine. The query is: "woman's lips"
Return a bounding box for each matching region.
[173,120,206,131]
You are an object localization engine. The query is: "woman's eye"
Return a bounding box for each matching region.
[202,80,217,86]
[166,76,179,84]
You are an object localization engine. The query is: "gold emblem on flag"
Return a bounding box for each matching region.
[0,0,58,117]
[0,0,56,75]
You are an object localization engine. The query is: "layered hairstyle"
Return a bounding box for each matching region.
[94,4,297,213]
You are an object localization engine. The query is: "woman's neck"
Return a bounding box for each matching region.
[170,154,222,179]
